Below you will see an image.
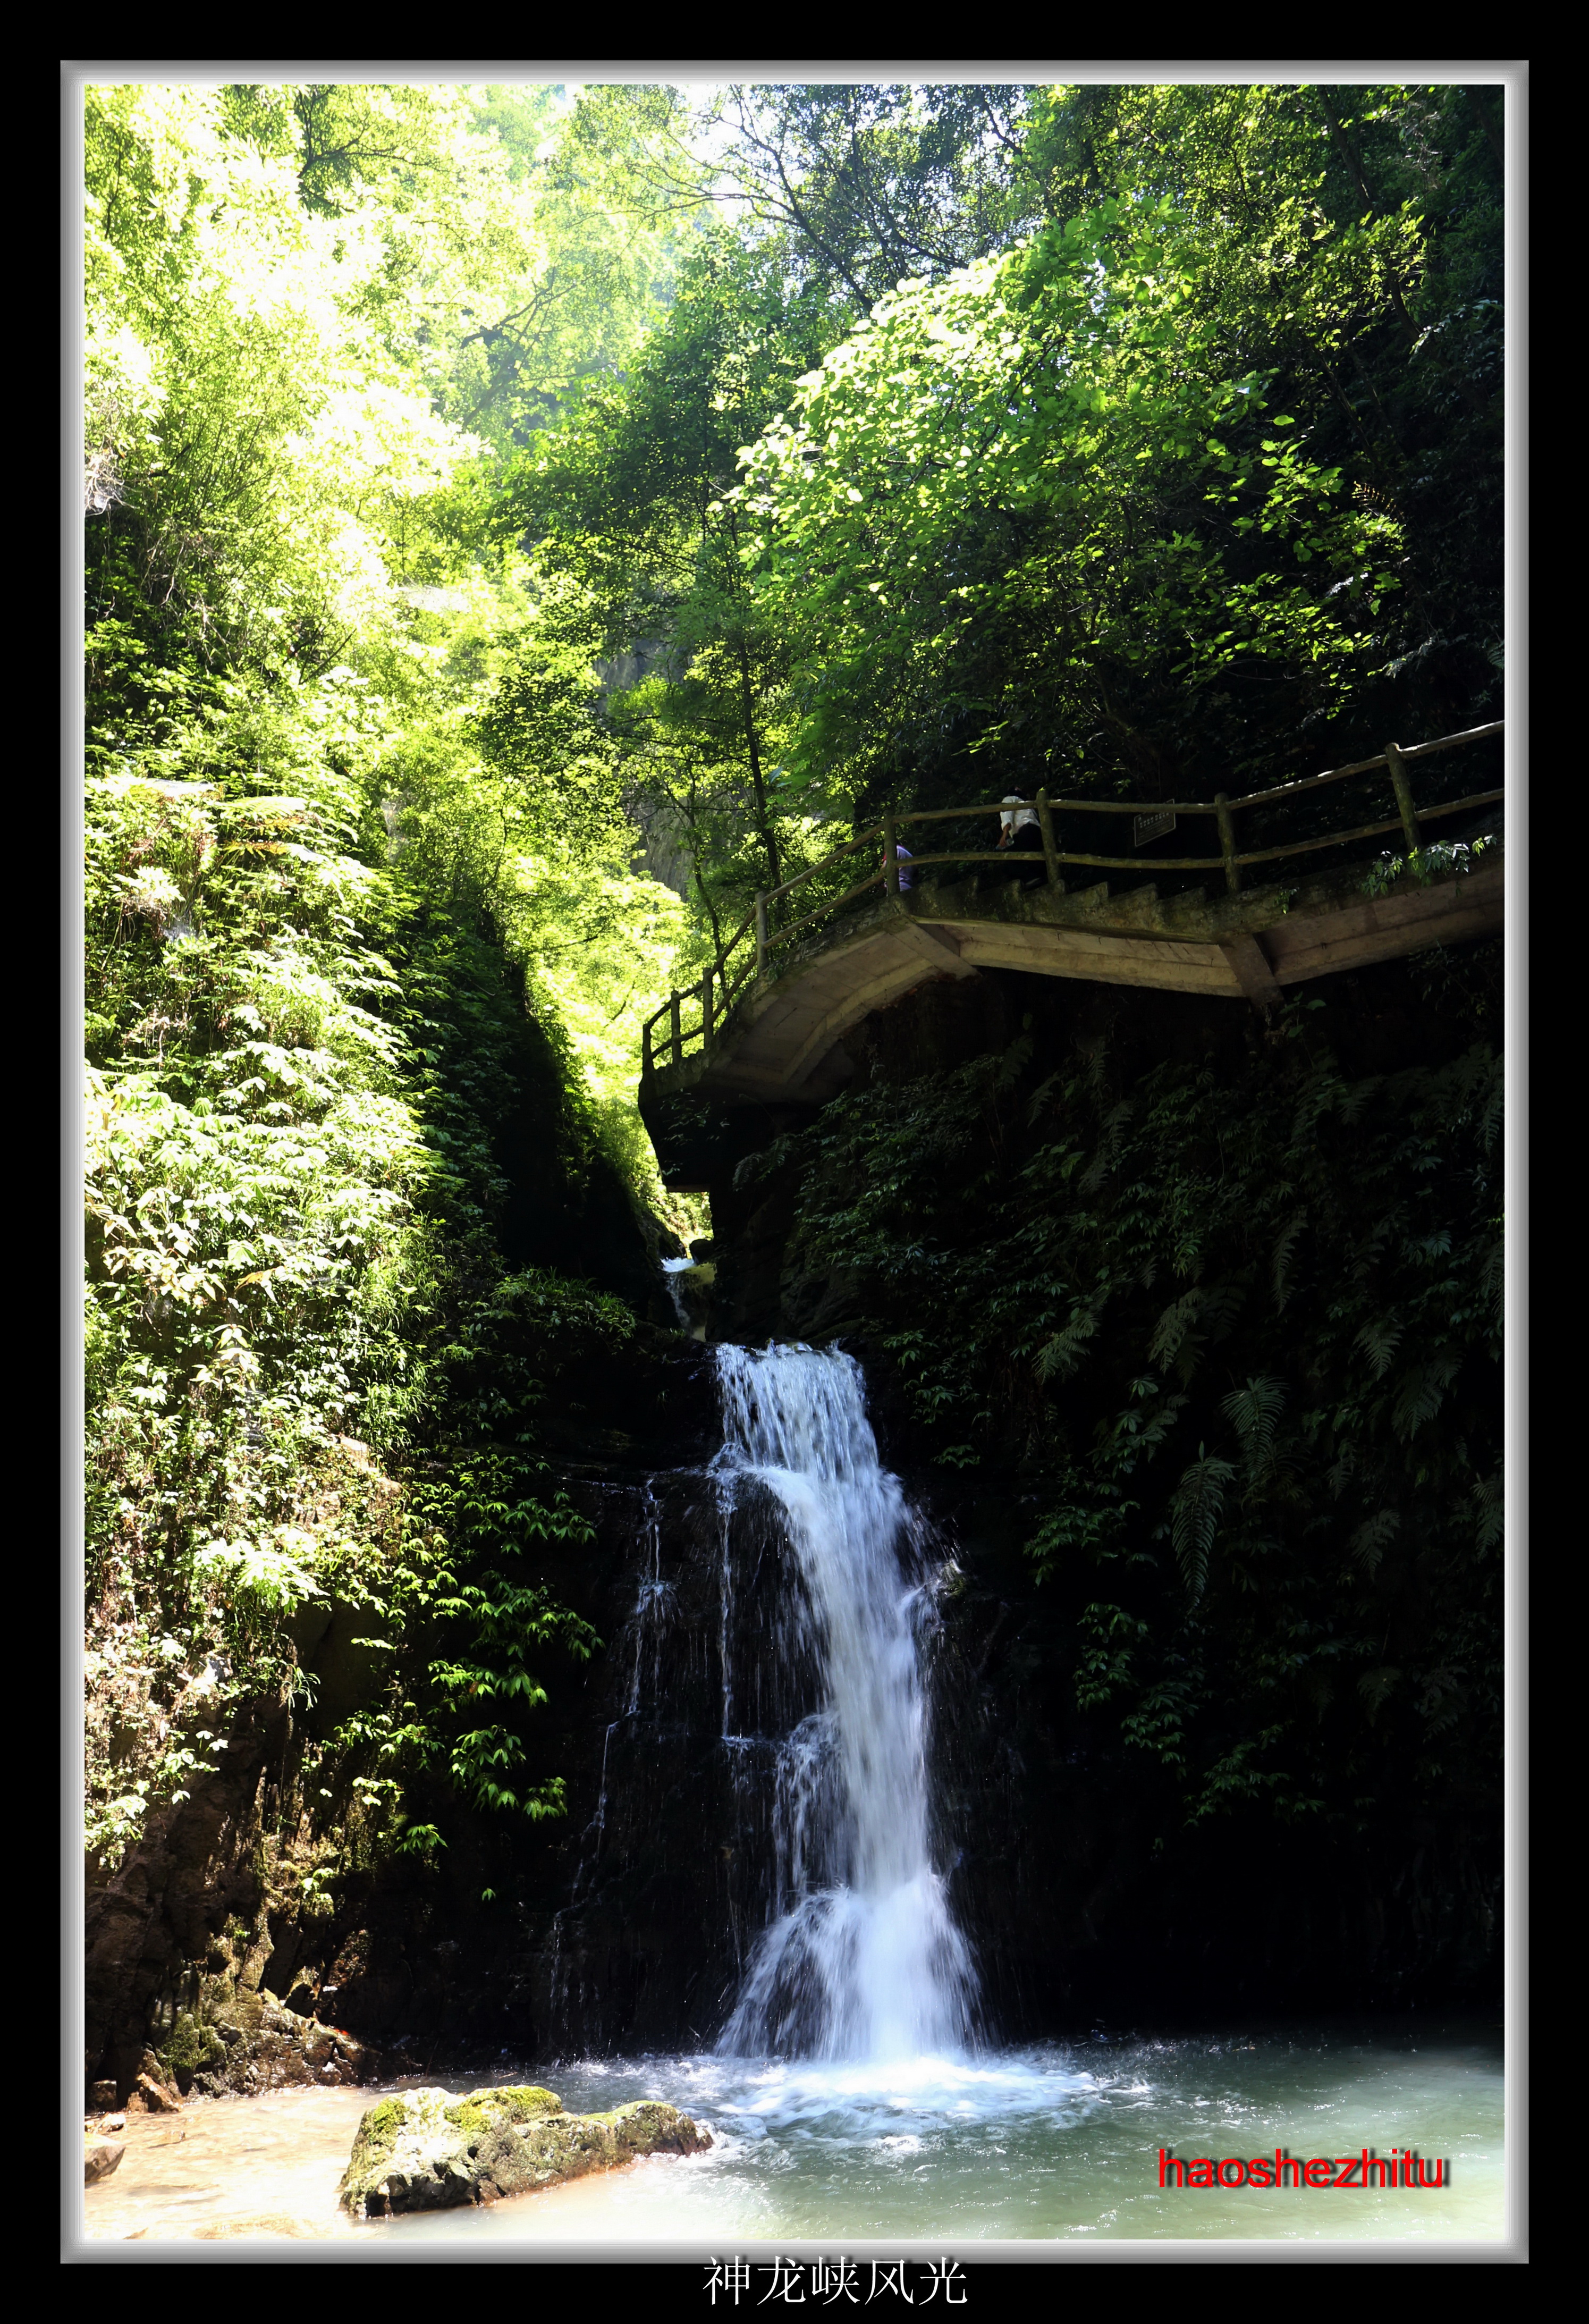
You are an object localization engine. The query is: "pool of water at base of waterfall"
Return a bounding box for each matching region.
[79,2019,1504,2244]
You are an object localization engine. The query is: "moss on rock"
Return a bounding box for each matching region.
[155,2010,225,2089]
[340,2084,711,2218]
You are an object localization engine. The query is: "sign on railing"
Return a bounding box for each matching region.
[642,721,1503,1077]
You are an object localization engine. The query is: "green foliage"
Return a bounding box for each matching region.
[81,731,638,1865]
[740,206,1400,810]
[407,1450,602,1822]
[770,988,1501,1836]
[722,81,1500,822]
[427,80,1501,1017]
[81,75,1503,1905]
[1362,835,1494,896]
[700,85,1043,308]
[1022,83,1503,734]
[156,2010,226,2082]
[500,228,847,941]
[557,83,1042,313]
[81,80,687,1879]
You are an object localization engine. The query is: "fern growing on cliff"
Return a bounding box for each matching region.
[771,970,1502,1845]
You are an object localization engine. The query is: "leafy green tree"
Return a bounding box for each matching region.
[450,89,681,450]
[704,82,1043,305]
[732,81,1501,816]
[80,80,694,1894]
[554,81,1042,311]
[739,202,1397,813]
[500,230,843,925]
[1019,82,1504,739]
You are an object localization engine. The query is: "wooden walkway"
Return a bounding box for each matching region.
[642,722,1504,1105]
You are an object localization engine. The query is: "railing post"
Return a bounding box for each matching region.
[701,964,714,1048]
[1383,741,1423,854]
[755,893,768,978]
[1036,788,1063,891]
[642,1017,653,1080]
[669,990,682,1067]
[883,807,901,897]
[1215,792,1241,894]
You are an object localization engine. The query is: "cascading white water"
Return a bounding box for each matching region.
[711,1342,978,2062]
[660,1254,695,1333]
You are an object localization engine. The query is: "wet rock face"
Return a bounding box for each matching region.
[512,1419,990,2061]
[97,1963,383,2110]
[182,1992,380,2098]
[84,1697,286,2096]
[80,1333,723,2102]
[339,2085,710,2217]
[521,1468,844,2056]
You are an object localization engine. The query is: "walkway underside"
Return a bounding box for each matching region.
[648,854,1504,1106]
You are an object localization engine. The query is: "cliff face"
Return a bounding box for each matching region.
[599,945,1503,2034]
[82,1343,725,2096]
[86,943,1501,2093]
[342,1394,1497,2062]
[401,944,1501,2052]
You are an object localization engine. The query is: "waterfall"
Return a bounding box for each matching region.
[710,1343,978,2062]
[660,1254,694,1332]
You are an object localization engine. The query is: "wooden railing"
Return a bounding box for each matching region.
[641,720,1503,1077]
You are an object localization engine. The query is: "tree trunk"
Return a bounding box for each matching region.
[736,634,781,892]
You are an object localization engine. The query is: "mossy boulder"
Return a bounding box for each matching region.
[155,2010,225,2090]
[339,2084,712,2217]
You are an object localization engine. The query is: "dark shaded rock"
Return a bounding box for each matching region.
[84,1693,286,2091]
[673,1260,715,1337]
[298,1603,393,1737]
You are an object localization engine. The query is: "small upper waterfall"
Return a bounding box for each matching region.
[660,1253,695,1333]
[710,1343,978,2061]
